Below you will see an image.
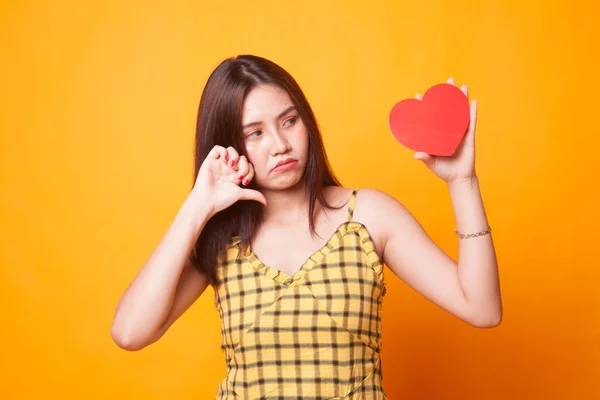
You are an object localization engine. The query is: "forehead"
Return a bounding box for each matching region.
[242,84,293,119]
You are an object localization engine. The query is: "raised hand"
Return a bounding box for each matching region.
[414,77,478,184]
[192,145,267,215]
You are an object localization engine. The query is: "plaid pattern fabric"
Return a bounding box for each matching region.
[213,189,388,399]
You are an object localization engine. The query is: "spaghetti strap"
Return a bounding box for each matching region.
[347,189,358,222]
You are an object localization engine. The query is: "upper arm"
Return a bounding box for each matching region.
[358,188,474,324]
[149,258,211,343]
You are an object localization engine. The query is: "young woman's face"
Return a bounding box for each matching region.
[241,84,309,190]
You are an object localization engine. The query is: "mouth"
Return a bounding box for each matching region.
[272,158,298,171]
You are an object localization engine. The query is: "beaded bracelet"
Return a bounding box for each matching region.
[455,226,492,239]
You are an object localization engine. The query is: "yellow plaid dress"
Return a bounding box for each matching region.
[213,189,388,399]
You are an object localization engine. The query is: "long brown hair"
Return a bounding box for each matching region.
[189,54,342,286]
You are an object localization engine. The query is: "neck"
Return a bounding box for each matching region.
[260,182,314,225]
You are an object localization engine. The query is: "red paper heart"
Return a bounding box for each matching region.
[388,83,470,156]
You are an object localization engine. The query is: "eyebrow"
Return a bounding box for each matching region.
[242,105,297,129]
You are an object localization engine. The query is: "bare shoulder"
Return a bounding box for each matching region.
[352,187,417,258]
[354,187,411,216]
[320,186,413,235]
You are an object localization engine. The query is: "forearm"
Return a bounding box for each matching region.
[448,176,502,325]
[111,193,212,344]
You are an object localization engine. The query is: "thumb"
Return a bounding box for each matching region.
[414,152,436,167]
[239,188,267,206]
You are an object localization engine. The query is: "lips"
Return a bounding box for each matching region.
[273,158,297,170]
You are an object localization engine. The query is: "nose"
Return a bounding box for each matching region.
[269,128,291,155]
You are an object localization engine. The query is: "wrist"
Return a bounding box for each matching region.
[182,191,214,229]
[447,175,479,190]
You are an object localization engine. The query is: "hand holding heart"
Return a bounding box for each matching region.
[389,77,478,184]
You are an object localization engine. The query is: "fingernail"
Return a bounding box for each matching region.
[242,178,249,186]
[225,154,229,161]
[238,175,244,181]
[229,159,235,167]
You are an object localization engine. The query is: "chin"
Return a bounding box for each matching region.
[257,172,304,191]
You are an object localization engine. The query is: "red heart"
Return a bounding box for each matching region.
[388,83,470,156]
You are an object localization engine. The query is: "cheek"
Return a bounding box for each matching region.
[244,141,258,157]
[295,128,310,154]
[244,146,264,172]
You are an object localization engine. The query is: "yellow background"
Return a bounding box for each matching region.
[1,0,598,398]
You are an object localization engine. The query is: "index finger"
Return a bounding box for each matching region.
[210,145,227,160]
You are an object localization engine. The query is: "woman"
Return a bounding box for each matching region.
[111,54,502,399]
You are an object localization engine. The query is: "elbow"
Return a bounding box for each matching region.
[110,323,149,352]
[470,310,503,329]
[473,315,502,328]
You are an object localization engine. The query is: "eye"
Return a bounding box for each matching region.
[246,130,262,139]
[285,117,297,126]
